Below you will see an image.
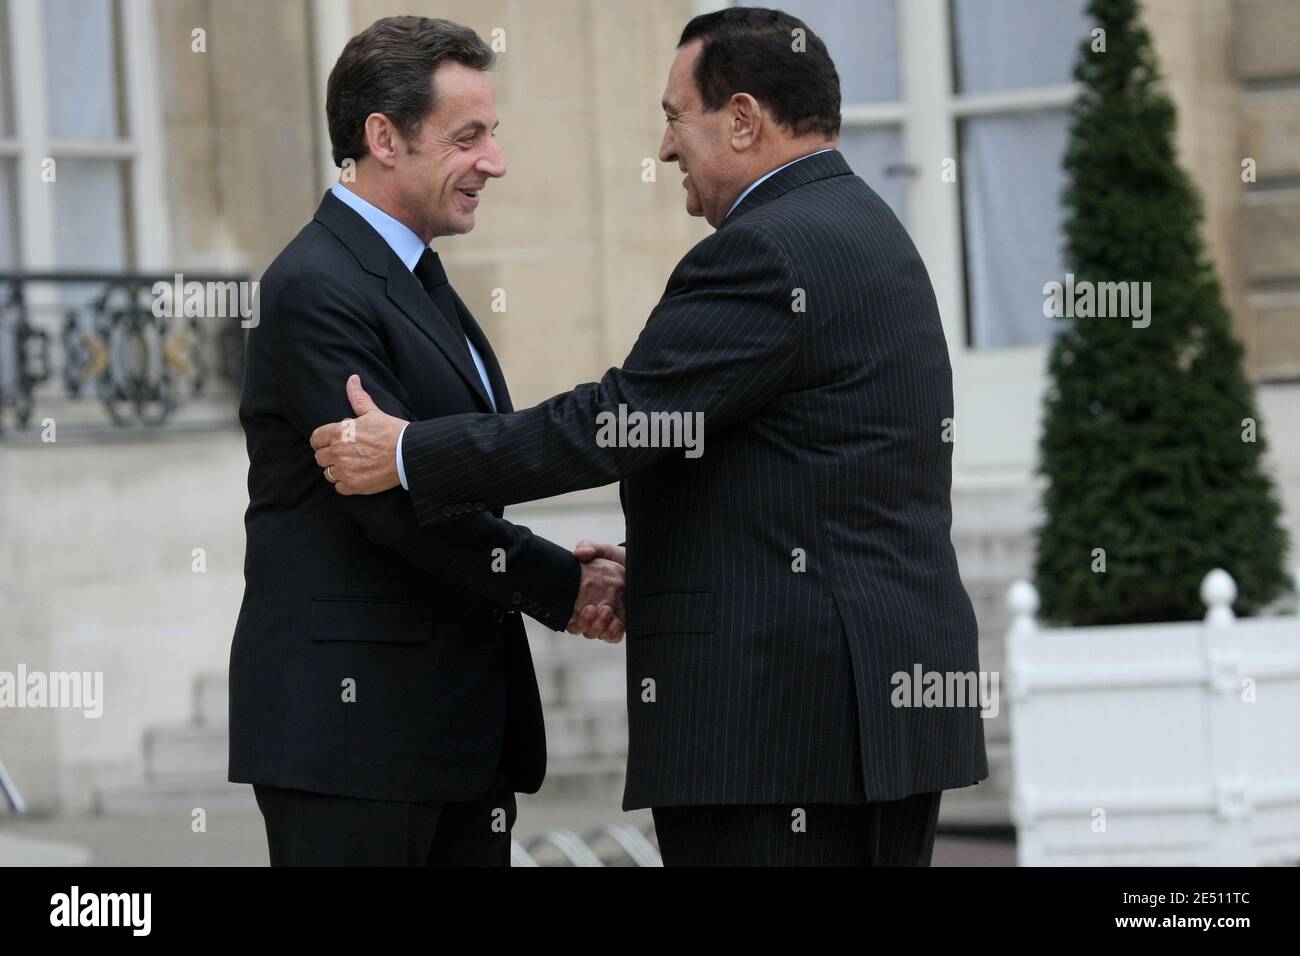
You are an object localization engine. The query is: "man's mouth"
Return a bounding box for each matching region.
[459,187,482,199]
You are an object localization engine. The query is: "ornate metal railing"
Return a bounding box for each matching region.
[0,271,249,437]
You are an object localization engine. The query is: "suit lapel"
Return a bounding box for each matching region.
[313,191,495,413]
[455,292,513,413]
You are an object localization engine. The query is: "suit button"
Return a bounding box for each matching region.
[540,609,551,621]
[475,501,485,510]
[442,506,453,517]
[510,591,523,605]
[492,608,504,623]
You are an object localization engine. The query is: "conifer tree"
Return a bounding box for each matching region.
[1033,0,1290,624]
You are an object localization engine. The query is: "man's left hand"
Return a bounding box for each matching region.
[311,375,408,495]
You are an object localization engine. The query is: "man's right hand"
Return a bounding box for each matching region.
[574,540,625,566]
[568,541,627,643]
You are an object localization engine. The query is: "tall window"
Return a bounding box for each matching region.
[1,0,177,435]
[0,0,16,269]
[41,0,133,272]
[0,0,162,274]
[952,0,1091,348]
[781,0,908,225]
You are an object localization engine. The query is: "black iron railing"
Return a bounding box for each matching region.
[0,271,249,436]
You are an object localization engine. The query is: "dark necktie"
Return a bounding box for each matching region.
[414,248,469,347]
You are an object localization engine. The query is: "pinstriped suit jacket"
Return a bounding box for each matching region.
[403,150,989,809]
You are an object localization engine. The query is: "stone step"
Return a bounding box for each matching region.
[194,663,629,714]
[145,724,229,778]
[969,584,1017,633]
[534,757,628,804]
[139,707,632,776]
[544,705,628,760]
[950,484,1040,534]
[193,672,228,727]
[188,663,629,717]
[95,774,256,817]
[123,624,1020,816]
[533,654,626,707]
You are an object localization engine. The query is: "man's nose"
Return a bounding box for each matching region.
[479,138,507,178]
[659,126,676,165]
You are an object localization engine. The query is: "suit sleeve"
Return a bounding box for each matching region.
[264,267,580,629]
[402,223,800,526]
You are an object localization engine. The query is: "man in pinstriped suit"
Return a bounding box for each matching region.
[312,7,989,866]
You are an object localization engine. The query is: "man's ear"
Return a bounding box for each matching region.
[728,93,761,151]
[363,112,400,168]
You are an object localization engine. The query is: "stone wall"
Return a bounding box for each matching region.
[2,0,1295,815]
[1235,0,1300,380]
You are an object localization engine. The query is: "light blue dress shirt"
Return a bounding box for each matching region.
[328,182,497,490]
[725,148,835,220]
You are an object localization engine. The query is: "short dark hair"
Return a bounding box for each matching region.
[326,16,494,167]
[679,7,841,138]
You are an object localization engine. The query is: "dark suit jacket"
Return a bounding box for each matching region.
[228,191,580,804]
[400,150,989,809]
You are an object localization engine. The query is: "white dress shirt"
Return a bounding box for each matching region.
[725,148,836,220]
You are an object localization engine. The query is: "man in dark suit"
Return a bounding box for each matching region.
[312,7,988,866]
[229,16,624,867]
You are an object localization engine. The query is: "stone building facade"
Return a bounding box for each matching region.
[0,0,1295,819]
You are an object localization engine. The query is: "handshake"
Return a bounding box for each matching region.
[566,540,626,644]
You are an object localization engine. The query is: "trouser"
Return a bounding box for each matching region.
[253,773,517,867]
[651,790,942,866]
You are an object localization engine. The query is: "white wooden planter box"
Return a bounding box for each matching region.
[1006,569,1300,866]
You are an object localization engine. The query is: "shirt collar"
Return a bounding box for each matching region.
[725,148,836,221]
[329,181,429,272]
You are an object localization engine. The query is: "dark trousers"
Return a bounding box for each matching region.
[652,791,942,867]
[253,774,517,866]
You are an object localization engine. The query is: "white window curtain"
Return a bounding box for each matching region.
[774,0,907,224]
[952,0,1091,348]
[38,0,131,274]
[961,109,1072,348]
[42,0,122,140]
[781,0,901,103]
[951,0,1092,94]
[52,159,129,271]
[839,126,907,224]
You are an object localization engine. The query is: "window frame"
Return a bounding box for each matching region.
[1,0,168,273]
